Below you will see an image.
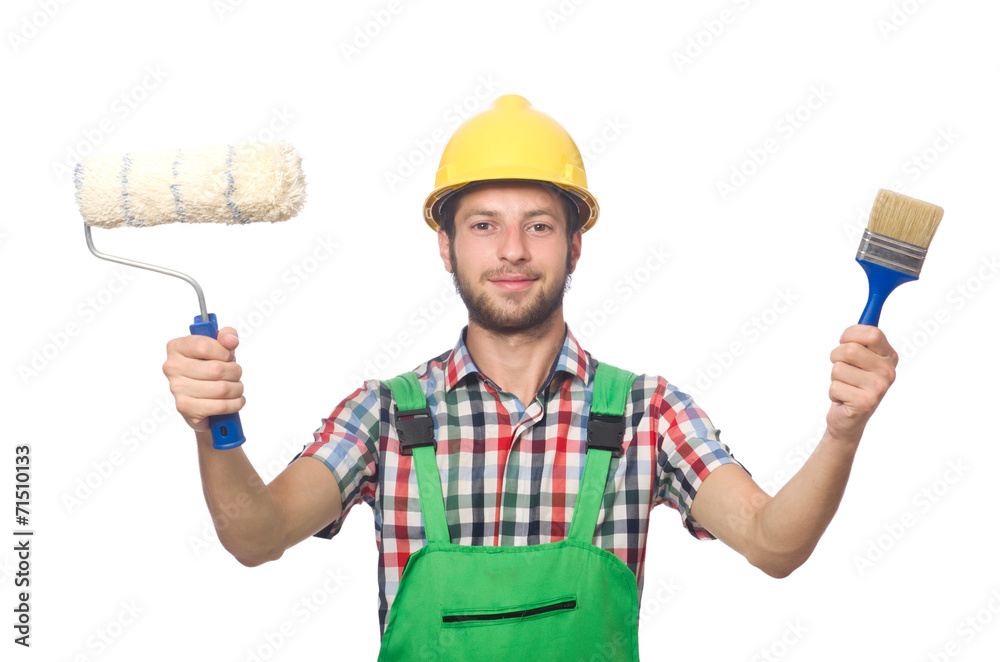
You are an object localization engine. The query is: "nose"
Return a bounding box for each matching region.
[497,225,529,264]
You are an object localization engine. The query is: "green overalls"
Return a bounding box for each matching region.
[377,363,641,661]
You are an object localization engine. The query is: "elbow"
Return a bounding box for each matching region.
[233,547,283,568]
[758,562,799,579]
[225,539,285,568]
[747,548,812,579]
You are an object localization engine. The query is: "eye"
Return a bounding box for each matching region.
[529,222,552,233]
[472,221,492,231]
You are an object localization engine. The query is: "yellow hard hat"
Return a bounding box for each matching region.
[423,94,599,232]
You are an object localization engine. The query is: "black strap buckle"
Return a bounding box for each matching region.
[587,413,626,457]
[395,407,435,456]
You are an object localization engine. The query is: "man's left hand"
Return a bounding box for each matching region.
[827,325,898,446]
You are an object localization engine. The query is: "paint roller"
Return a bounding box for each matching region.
[76,141,307,449]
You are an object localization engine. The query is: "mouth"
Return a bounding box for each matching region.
[488,275,538,292]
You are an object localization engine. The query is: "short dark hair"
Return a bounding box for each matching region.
[438,181,580,246]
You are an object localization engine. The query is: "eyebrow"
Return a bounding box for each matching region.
[461,207,500,219]
[460,207,556,220]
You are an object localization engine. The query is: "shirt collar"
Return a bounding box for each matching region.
[444,324,592,393]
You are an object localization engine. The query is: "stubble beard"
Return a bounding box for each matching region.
[450,243,573,335]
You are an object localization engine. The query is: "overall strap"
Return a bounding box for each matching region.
[568,362,637,544]
[385,373,450,544]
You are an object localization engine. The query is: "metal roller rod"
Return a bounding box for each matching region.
[84,222,210,321]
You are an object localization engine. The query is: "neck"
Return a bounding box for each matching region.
[464,310,566,406]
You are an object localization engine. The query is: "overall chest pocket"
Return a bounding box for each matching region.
[442,597,577,626]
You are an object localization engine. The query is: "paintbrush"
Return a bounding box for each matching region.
[856,189,944,326]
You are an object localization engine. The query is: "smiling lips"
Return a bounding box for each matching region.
[487,273,539,292]
[490,276,536,292]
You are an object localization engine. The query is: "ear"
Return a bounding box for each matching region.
[569,230,582,274]
[438,229,454,273]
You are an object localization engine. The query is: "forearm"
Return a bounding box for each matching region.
[750,429,860,576]
[693,326,896,577]
[195,430,286,566]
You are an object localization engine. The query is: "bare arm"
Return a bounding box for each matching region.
[194,431,341,566]
[690,325,898,578]
[165,328,341,567]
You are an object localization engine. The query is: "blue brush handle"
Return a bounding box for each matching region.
[856,259,917,327]
[189,313,246,450]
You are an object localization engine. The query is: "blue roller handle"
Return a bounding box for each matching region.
[189,313,246,450]
[856,259,917,327]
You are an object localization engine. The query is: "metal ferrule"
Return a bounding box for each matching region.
[855,229,926,278]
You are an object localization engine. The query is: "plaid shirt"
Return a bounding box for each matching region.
[300,326,742,635]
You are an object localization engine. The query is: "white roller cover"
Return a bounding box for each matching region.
[75,141,307,228]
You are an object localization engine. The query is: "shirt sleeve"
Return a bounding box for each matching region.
[296,380,382,539]
[652,378,749,540]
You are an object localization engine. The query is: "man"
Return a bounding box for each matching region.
[163,95,897,658]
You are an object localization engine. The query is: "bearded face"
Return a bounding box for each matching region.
[449,240,573,334]
[440,182,579,335]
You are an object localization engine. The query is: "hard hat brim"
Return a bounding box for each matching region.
[423,177,599,233]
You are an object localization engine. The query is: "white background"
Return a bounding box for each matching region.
[2,0,999,660]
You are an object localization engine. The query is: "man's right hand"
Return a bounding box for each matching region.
[162,326,245,432]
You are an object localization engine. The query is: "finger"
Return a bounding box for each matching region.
[169,374,245,401]
[830,341,879,369]
[217,326,240,352]
[163,355,243,383]
[831,361,878,391]
[167,334,235,362]
[839,325,895,359]
[829,380,879,413]
[830,343,896,386]
[831,360,894,394]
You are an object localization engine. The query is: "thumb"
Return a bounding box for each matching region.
[217,326,240,351]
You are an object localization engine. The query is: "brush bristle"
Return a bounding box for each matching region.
[866,189,944,249]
